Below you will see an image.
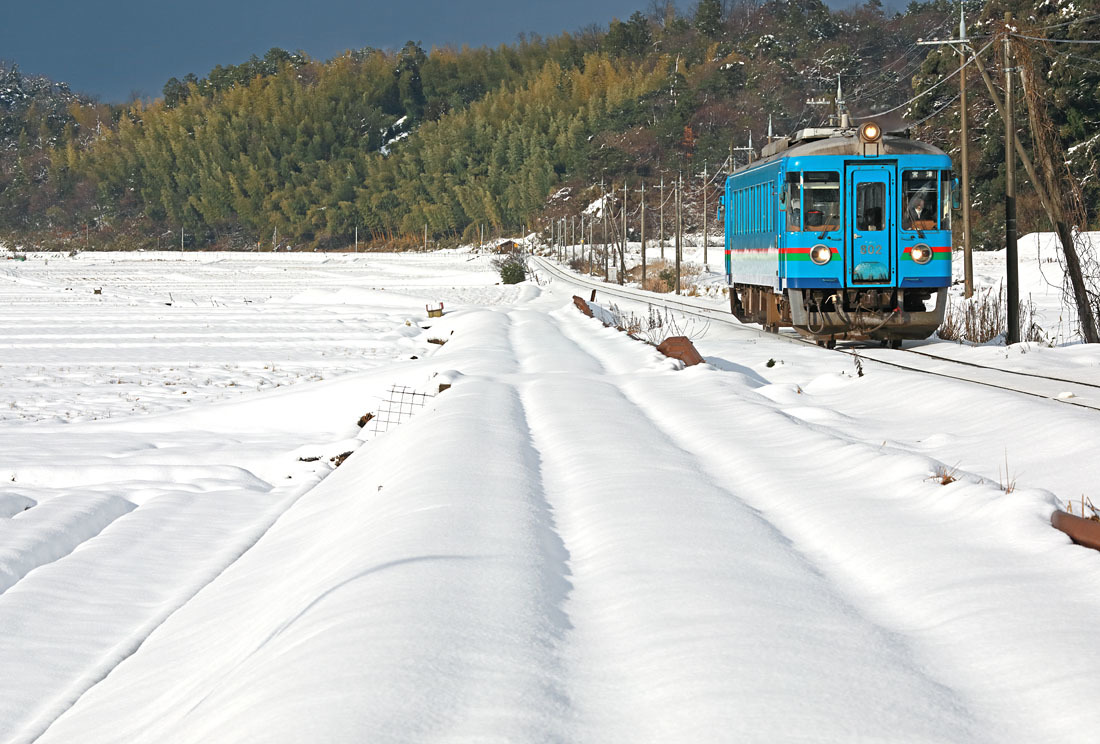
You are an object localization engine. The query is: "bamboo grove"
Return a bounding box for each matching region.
[1,0,1097,251]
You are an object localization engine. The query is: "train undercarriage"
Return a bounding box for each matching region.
[731,284,948,348]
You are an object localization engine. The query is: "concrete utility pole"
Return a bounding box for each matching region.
[562,217,567,262]
[1004,12,1020,345]
[916,7,974,297]
[579,213,584,269]
[588,220,594,274]
[675,173,682,295]
[640,180,647,285]
[702,161,709,270]
[620,182,627,284]
[960,11,973,298]
[659,175,665,260]
[602,180,609,281]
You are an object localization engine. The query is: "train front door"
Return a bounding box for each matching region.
[846,165,896,286]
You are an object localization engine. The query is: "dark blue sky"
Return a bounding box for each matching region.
[3,0,886,104]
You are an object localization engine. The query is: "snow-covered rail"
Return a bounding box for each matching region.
[531,255,1100,412]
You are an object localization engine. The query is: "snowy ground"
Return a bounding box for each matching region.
[2,244,1099,743]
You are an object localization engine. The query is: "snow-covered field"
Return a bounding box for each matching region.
[2,244,1099,743]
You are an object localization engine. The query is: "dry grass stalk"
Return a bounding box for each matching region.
[930,463,960,485]
[939,283,1049,344]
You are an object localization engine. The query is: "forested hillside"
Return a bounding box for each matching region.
[0,0,1096,251]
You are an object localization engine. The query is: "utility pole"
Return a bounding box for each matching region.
[354,225,358,253]
[588,220,594,275]
[571,215,576,262]
[579,213,584,269]
[620,181,627,284]
[960,9,973,299]
[640,180,647,286]
[916,8,974,297]
[1004,12,1020,345]
[602,181,609,280]
[702,161,709,270]
[659,175,665,260]
[424,223,428,252]
[675,173,682,295]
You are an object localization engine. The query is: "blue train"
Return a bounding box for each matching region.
[721,119,956,347]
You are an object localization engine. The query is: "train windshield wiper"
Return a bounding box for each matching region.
[907,207,926,239]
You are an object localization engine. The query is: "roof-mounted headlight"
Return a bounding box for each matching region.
[859,121,882,143]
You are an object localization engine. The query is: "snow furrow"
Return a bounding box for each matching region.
[615,364,1100,742]
[2,479,310,744]
[34,365,574,743]
[509,307,988,742]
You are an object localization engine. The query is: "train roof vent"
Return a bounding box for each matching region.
[789,127,846,144]
[760,137,790,158]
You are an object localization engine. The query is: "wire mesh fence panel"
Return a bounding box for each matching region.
[371,385,434,436]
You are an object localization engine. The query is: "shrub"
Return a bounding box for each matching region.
[493,253,527,284]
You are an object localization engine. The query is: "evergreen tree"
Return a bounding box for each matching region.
[694,0,724,39]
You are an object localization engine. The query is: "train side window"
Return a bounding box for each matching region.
[940,171,953,231]
[785,174,802,232]
[902,170,938,231]
[803,171,840,231]
[857,183,885,231]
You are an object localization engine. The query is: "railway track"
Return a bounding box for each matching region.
[530,256,1100,413]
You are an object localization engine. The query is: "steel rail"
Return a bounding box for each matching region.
[530,256,1100,413]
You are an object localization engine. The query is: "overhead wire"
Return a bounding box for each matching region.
[861,37,996,119]
[1010,33,1100,44]
[1033,12,1100,30]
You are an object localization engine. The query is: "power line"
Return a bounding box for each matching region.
[1011,33,1100,44]
[1035,12,1100,30]
[868,38,996,119]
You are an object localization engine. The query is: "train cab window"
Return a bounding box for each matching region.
[940,171,953,231]
[785,174,802,231]
[803,172,840,231]
[856,182,885,231]
[902,170,938,231]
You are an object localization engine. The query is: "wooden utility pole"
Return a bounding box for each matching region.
[1004,12,1020,345]
[640,180,647,286]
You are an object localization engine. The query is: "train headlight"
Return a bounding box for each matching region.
[810,244,832,265]
[859,121,882,143]
[910,244,933,265]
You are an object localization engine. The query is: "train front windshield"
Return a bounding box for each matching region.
[786,172,840,232]
[902,170,939,231]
